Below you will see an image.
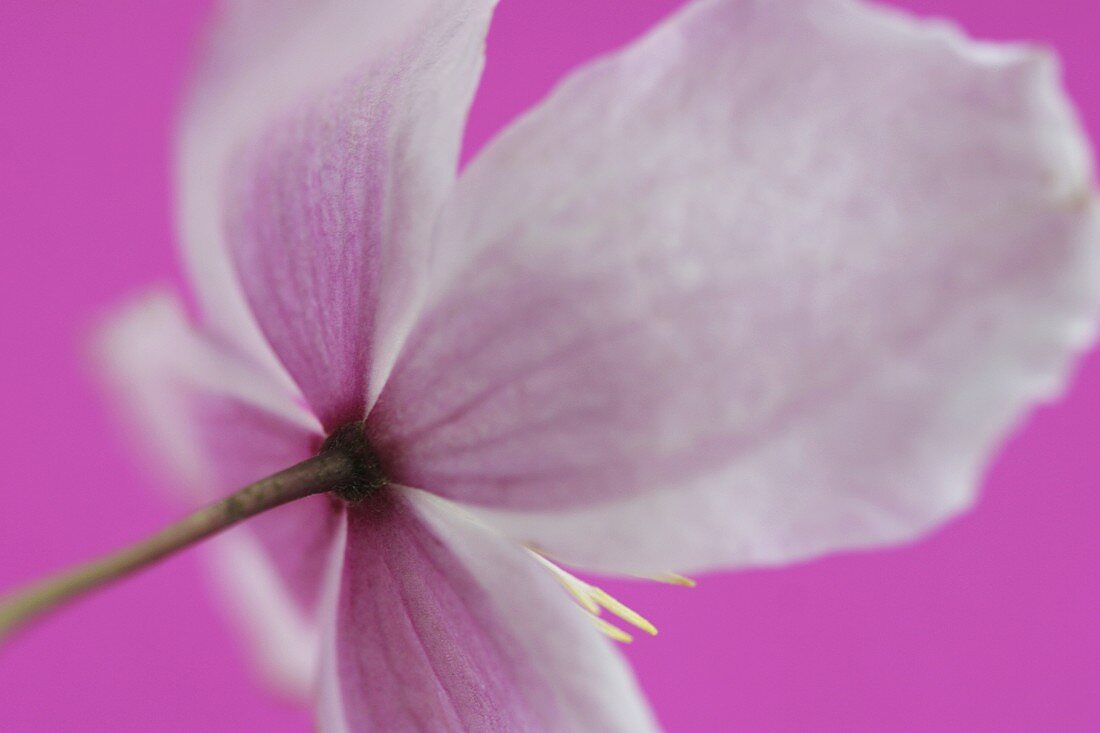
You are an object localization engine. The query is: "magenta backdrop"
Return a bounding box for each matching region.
[1,1,1098,731]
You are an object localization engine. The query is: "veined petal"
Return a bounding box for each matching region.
[98,292,338,692]
[180,0,497,429]
[316,488,657,733]
[366,0,1100,569]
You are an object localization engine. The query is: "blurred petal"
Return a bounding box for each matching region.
[315,489,657,733]
[367,0,1100,570]
[180,0,498,428]
[98,291,338,690]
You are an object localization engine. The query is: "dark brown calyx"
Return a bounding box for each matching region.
[319,421,388,505]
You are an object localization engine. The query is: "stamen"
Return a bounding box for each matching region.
[649,573,697,588]
[589,587,657,636]
[528,552,600,613]
[527,548,662,643]
[591,616,634,643]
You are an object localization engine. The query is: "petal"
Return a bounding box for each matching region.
[98,292,339,691]
[180,0,498,429]
[366,0,1100,569]
[315,488,658,733]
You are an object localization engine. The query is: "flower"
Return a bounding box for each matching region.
[102,0,1099,729]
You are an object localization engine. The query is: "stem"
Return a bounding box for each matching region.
[0,450,356,644]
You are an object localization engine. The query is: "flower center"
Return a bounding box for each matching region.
[320,421,389,504]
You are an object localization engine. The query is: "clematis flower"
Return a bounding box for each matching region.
[101,0,1099,729]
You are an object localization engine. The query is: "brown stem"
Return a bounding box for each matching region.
[0,450,356,644]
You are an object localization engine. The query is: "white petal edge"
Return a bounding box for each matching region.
[179,0,499,419]
[366,0,1100,573]
[97,291,335,691]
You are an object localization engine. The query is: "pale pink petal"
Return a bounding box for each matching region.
[98,292,338,691]
[179,0,498,429]
[315,488,658,733]
[366,0,1100,571]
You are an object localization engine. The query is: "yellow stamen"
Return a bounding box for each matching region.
[554,574,602,615]
[589,587,658,636]
[590,616,634,643]
[529,552,602,614]
[653,573,697,588]
[526,547,695,644]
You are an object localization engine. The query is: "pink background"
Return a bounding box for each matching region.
[1,1,1098,731]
